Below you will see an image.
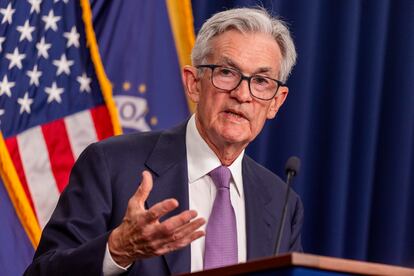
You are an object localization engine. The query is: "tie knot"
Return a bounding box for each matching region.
[209,166,231,189]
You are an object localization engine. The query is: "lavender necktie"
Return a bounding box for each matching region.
[203,166,238,269]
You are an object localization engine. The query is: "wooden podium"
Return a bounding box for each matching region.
[185,253,414,276]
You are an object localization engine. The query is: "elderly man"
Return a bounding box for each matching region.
[25,7,303,276]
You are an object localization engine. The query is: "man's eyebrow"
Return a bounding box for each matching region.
[218,57,275,75]
[218,57,239,68]
[254,67,273,75]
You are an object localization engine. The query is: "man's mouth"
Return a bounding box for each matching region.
[224,109,248,121]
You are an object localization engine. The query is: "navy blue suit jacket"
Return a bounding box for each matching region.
[25,122,303,275]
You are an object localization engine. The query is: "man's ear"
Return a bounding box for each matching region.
[182,65,200,103]
[267,86,289,119]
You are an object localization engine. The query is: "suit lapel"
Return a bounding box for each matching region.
[145,123,191,275]
[243,157,277,260]
[142,123,278,271]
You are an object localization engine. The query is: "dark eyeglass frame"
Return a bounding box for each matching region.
[196,64,286,101]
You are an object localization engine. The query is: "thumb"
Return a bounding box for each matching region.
[133,170,153,208]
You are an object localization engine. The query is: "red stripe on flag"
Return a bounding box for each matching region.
[42,119,75,193]
[91,105,114,140]
[5,137,37,216]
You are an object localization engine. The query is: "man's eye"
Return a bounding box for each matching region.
[253,76,270,86]
[218,68,236,77]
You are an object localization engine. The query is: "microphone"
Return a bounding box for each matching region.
[273,156,301,255]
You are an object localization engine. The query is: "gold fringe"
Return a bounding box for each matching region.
[0,132,40,248]
[166,0,197,113]
[80,0,123,135]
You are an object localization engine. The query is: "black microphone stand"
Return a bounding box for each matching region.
[273,156,300,255]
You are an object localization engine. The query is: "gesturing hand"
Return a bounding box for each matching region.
[108,171,205,267]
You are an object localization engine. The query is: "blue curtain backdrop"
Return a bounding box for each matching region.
[192,0,414,268]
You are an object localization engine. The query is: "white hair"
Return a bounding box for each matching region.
[191,7,297,83]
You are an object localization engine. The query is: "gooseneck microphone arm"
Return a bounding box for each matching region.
[273,156,301,255]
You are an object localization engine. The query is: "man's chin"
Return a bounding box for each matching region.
[219,129,250,145]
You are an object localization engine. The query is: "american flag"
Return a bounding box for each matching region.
[0,0,118,237]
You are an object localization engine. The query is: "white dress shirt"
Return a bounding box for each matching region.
[103,115,247,275]
[186,115,246,272]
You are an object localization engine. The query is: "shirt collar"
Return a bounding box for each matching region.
[186,114,244,196]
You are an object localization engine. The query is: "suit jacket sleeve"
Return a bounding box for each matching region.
[25,143,116,275]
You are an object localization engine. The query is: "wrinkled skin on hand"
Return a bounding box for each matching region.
[108,171,206,267]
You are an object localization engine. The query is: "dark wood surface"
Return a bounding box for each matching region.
[182,252,414,276]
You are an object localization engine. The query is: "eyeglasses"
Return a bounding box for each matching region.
[196,64,285,101]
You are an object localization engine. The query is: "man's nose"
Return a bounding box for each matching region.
[230,78,252,102]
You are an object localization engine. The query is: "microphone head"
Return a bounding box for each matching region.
[285,156,301,176]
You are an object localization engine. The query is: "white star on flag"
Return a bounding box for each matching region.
[5,47,26,70]
[77,73,92,93]
[45,82,64,103]
[28,0,42,14]
[53,54,74,75]
[0,3,15,25]
[0,37,5,52]
[36,37,51,59]
[63,26,80,48]
[17,92,34,114]
[42,10,61,31]
[26,65,42,86]
[16,20,35,42]
[0,75,15,97]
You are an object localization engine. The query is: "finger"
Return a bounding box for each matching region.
[162,218,206,243]
[153,210,201,239]
[153,210,199,238]
[165,217,205,251]
[134,170,153,207]
[174,230,205,248]
[168,217,206,243]
[145,198,179,223]
[179,229,205,245]
[153,230,205,256]
[145,216,205,253]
